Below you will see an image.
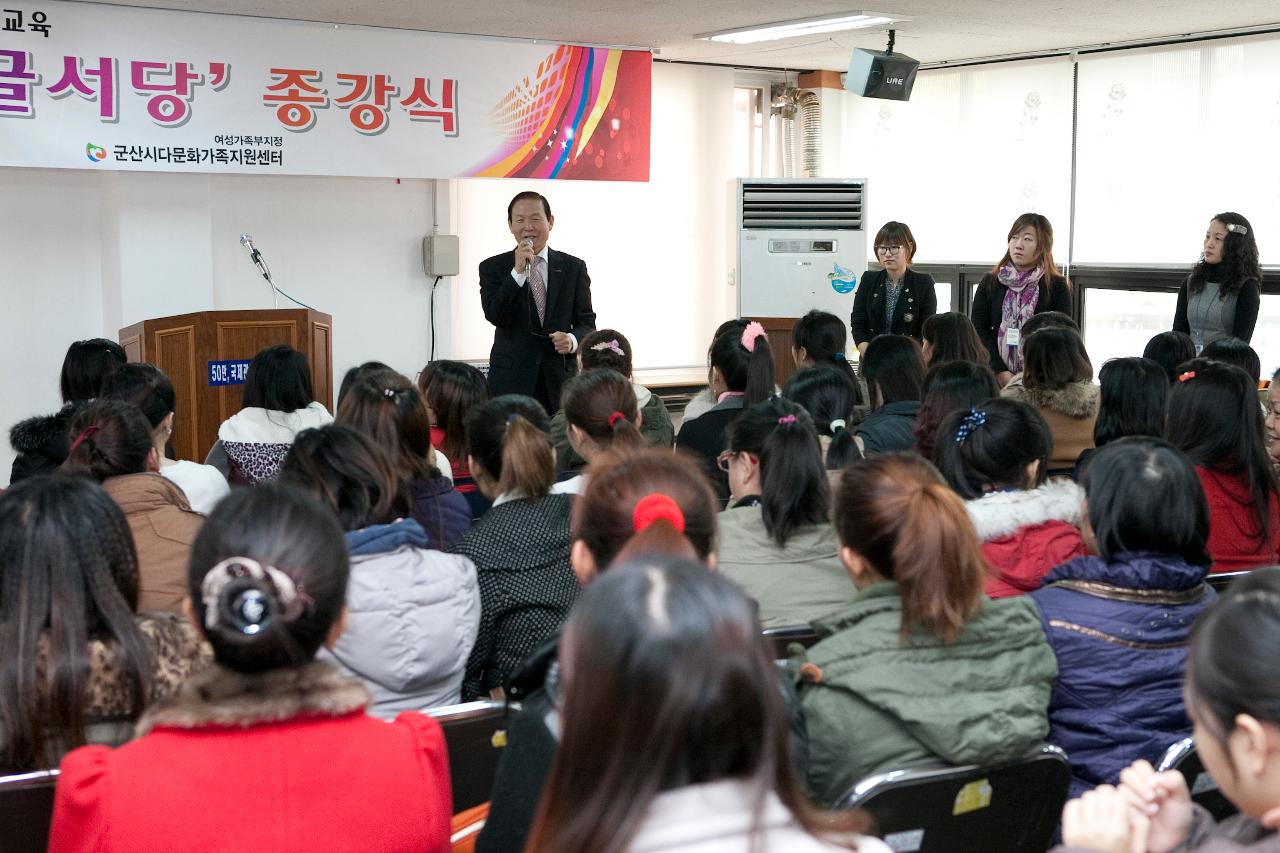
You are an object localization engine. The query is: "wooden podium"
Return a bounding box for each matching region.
[119,309,332,463]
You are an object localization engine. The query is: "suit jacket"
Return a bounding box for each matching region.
[479,248,596,409]
[850,268,937,345]
[971,272,1073,374]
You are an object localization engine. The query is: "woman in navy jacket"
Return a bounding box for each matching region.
[850,221,937,357]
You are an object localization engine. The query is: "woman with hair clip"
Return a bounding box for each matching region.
[477,448,722,853]
[1165,359,1280,572]
[797,453,1056,805]
[1002,326,1099,472]
[850,221,937,357]
[48,483,453,852]
[1144,330,1198,385]
[448,395,579,700]
[793,310,865,398]
[913,360,1001,462]
[280,425,479,714]
[549,367,646,495]
[205,343,333,484]
[1174,212,1263,350]
[549,329,674,472]
[1056,570,1280,853]
[9,337,126,484]
[62,400,205,614]
[527,557,890,853]
[717,397,853,628]
[784,365,863,481]
[921,312,989,368]
[677,319,777,504]
[101,363,230,514]
[1074,357,1168,476]
[0,477,207,772]
[971,213,1073,387]
[933,398,1086,598]
[419,359,491,518]
[855,334,927,456]
[1030,437,1216,799]
[337,367,470,547]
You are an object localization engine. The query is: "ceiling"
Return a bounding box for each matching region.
[79,0,1280,70]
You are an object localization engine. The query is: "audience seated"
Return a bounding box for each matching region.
[339,360,454,484]
[448,395,578,700]
[101,363,230,514]
[676,318,743,429]
[549,329,674,472]
[47,484,453,852]
[1143,329,1197,385]
[1000,310,1080,392]
[676,320,775,503]
[921,311,989,369]
[550,367,646,495]
[0,476,206,773]
[1075,356,1168,476]
[784,365,862,480]
[280,425,479,715]
[934,398,1087,598]
[1003,327,1099,472]
[478,448,720,853]
[419,359,492,519]
[798,452,1056,806]
[792,309,865,408]
[525,557,890,853]
[205,344,333,484]
[716,397,852,627]
[1057,571,1280,853]
[61,400,204,614]
[8,338,126,485]
[1200,336,1262,386]
[913,360,1000,461]
[1031,438,1216,797]
[1166,359,1280,571]
[337,368,470,547]
[855,335,926,456]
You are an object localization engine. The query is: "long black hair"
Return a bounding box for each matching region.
[241,344,315,412]
[0,476,152,771]
[1143,331,1197,385]
[726,397,828,546]
[920,312,987,368]
[861,335,925,408]
[100,363,175,431]
[933,397,1051,499]
[792,310,860,392]
[280,424,410,531]
[1094,357,1168,447]
[59,338,127,404]
[783,365,860,470]
[914,361,1000,461]
[1165,359,1278,548]
[709,320,775,407]
[1189,212,1262,296]
[1200,337,1261,386]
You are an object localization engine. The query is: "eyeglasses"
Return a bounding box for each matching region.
[875,244,904,256]
[716,450,757,472]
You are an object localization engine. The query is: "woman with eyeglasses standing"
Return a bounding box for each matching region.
[850,222,937,360]
[972,213,1073,388]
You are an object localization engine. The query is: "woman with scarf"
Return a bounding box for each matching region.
[972,214,1073,387]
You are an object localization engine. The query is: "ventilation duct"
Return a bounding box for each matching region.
[771,83,799,177]
[799,90,822,177]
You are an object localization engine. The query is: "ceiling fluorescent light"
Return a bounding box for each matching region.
[699,12,899,45]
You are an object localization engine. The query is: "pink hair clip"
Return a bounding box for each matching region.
[1178,371,1196,382]
[741,321,767,353]
[590,339,625,356]
[777,414,797,425]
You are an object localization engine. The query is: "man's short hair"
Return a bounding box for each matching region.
[507,191,552,221]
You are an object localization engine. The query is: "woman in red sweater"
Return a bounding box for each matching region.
[1165,358,1280,572]
[49,483,452,853]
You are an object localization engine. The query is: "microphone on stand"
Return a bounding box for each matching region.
[240,233,279,308]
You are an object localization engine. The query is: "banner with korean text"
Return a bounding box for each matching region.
[0,2,651,180]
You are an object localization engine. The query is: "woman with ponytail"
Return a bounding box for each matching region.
[448,395,578,700]
[549,367,646,495]
[716,398,852,627]
[677,319,777,504]
[798,453,1056,805]
[784,365,863,480]
[49,484,453,853]
[62,400,205,614]
[792,310,865,398]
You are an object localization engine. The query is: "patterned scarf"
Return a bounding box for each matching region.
[996,263,1044,373]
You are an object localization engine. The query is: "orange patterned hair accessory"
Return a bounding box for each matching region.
[1179,371,1197,382]
[632,493,686,534]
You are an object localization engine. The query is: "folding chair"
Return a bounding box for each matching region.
[1206,569,1254,593]
[761,624,822,659]
[427,699,515,813]
[0,768,60,853]
[835,745,1071,853]
[1157,737,1237,821]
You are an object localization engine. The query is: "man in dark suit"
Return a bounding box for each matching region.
[479,191,596,413]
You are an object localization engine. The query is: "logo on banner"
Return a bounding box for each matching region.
[85,143,107,163]
[828,263,858,294]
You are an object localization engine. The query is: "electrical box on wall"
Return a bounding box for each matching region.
[423,234,460,277]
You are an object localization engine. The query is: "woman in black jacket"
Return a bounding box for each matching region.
[850,221,937,357]
[971,213,1072,386]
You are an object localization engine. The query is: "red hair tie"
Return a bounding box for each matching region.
[633,493,686,534]
[607,411,626,428]
[1178,370,1196,382]
[69,425,101,453]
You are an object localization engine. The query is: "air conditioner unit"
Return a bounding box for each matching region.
[734,179,867,334]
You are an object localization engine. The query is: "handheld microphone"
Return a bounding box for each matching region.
[240,233,278,308]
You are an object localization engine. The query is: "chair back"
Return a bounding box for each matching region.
[1206,569,1254,593]
[761,624,822,659]
[427,700,514,813]
[836,746,1070,853]
[0,769,60,853]
[1157,737,1238,821]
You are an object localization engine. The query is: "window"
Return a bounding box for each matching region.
[1082,289,1179,371]
[733,87,764,178]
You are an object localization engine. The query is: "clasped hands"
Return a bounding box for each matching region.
[1060,760,1194,853]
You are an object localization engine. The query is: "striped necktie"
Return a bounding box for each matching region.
[529,255,547,325]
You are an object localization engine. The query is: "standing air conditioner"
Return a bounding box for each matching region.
[734,179,867,335]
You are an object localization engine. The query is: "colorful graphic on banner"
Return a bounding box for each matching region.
[0,2,651,181]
